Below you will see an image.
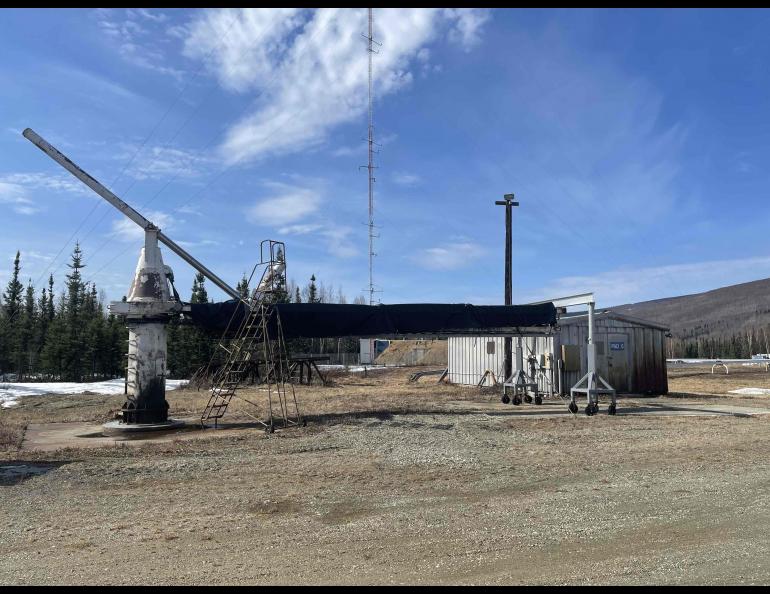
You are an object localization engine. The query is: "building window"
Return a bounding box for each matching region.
[486,341,496,355]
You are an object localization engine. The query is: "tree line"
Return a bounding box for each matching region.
[667,328,770,360]
[0,246,125,381]
[1,247,364,382]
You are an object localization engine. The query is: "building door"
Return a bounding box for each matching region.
[607,333,629,392]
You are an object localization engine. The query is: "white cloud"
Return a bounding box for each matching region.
[0,173,92,197]
[524,255,770,307]
[116,144,214,180]
[444,8,490,50]
[321,225,357,258]
[414,242,484,270]
[183,8,490,163]
[392,172,421,187]
[0,181,29,203]
[96,9,184,80]
[0,170,107,215]
[131,8,168,23]
[277,219,356,258]
[278,223,323,235]
[112,210,174,241]
[331,144,364,158]
[176,238,220,249]
[247,184,321,226]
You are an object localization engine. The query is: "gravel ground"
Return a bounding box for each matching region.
[1,367,770,585]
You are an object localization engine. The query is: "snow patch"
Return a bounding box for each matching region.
[728,387,770,396]
[0,379,187,408]
[317,365,392,374]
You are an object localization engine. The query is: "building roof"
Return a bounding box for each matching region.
[558,309,670,332]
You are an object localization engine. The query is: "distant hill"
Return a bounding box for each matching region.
[610,278,770,341]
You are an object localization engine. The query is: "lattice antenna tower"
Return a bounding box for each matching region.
[364,7,381,305]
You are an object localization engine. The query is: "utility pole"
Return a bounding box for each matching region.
[495,193,519,381]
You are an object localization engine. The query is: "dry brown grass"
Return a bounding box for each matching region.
[5,365,770,584]
[668,363,770,396]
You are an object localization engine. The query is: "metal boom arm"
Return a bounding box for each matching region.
[23,128,240,300]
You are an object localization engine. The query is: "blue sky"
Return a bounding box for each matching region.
[3,8,770,308]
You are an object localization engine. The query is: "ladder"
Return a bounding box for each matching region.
[200,241,302,431]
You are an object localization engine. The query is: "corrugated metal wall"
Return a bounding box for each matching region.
[447,336,506,385]
[447,316,668,395]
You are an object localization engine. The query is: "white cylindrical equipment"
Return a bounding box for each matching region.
[119,229,176,424]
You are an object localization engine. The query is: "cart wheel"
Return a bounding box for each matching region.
[513,396,522,406]
[535,395,543,405]
[501,394,510,404]
[524,394,533,404]
[608,404,616,416]
[585,405,594,416]
[568,401,578,414]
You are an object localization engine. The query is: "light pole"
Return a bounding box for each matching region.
[495,193,519,381]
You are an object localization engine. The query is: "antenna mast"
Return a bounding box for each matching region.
[366,7,377,305]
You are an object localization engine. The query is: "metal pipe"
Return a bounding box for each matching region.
[158,232,240,300]
[23,128,153,231]
[22,128,241,301]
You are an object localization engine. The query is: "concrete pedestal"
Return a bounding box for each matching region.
[102,419,185,436]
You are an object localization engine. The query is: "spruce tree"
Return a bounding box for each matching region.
[1,251,24,376]
[19,281,36,379]
[236,274,250,300]
[63,243,86,381]
[307,275,318,304]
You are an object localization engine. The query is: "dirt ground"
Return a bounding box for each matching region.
[2,365,770,585]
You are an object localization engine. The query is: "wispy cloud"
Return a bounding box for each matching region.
[392,172,421,187]
[494,27,688,235]
[176,238,220,249]
[0,181,38,215]
[523,255,770,307]
[320,225,357,258]
[112,210,174,241]
[0,173,92,196]
[0,172,96,215]
[247,183,321,226]
[183,8,489,163]
[116,144,214,180]
[413,241,484,270]
[277,223,323,235]
[95,8,184,80]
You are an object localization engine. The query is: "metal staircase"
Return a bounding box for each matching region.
[200,241,302,430]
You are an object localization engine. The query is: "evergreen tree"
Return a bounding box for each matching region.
[236,274,250,300]
[63,243,86,381]
[270,246,289,303]
[41,294,67,379]
[19,281,36,379]
[1,251,24,376]
[46,275,55,322]
[307,274,318,303]
[191,272,208,304]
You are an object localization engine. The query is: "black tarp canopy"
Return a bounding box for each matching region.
[187,301,557,339]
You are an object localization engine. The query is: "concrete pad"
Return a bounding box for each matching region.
[20,417,265,452]
[102,419,186,436]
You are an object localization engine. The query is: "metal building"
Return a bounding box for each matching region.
[447,310,669,396]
